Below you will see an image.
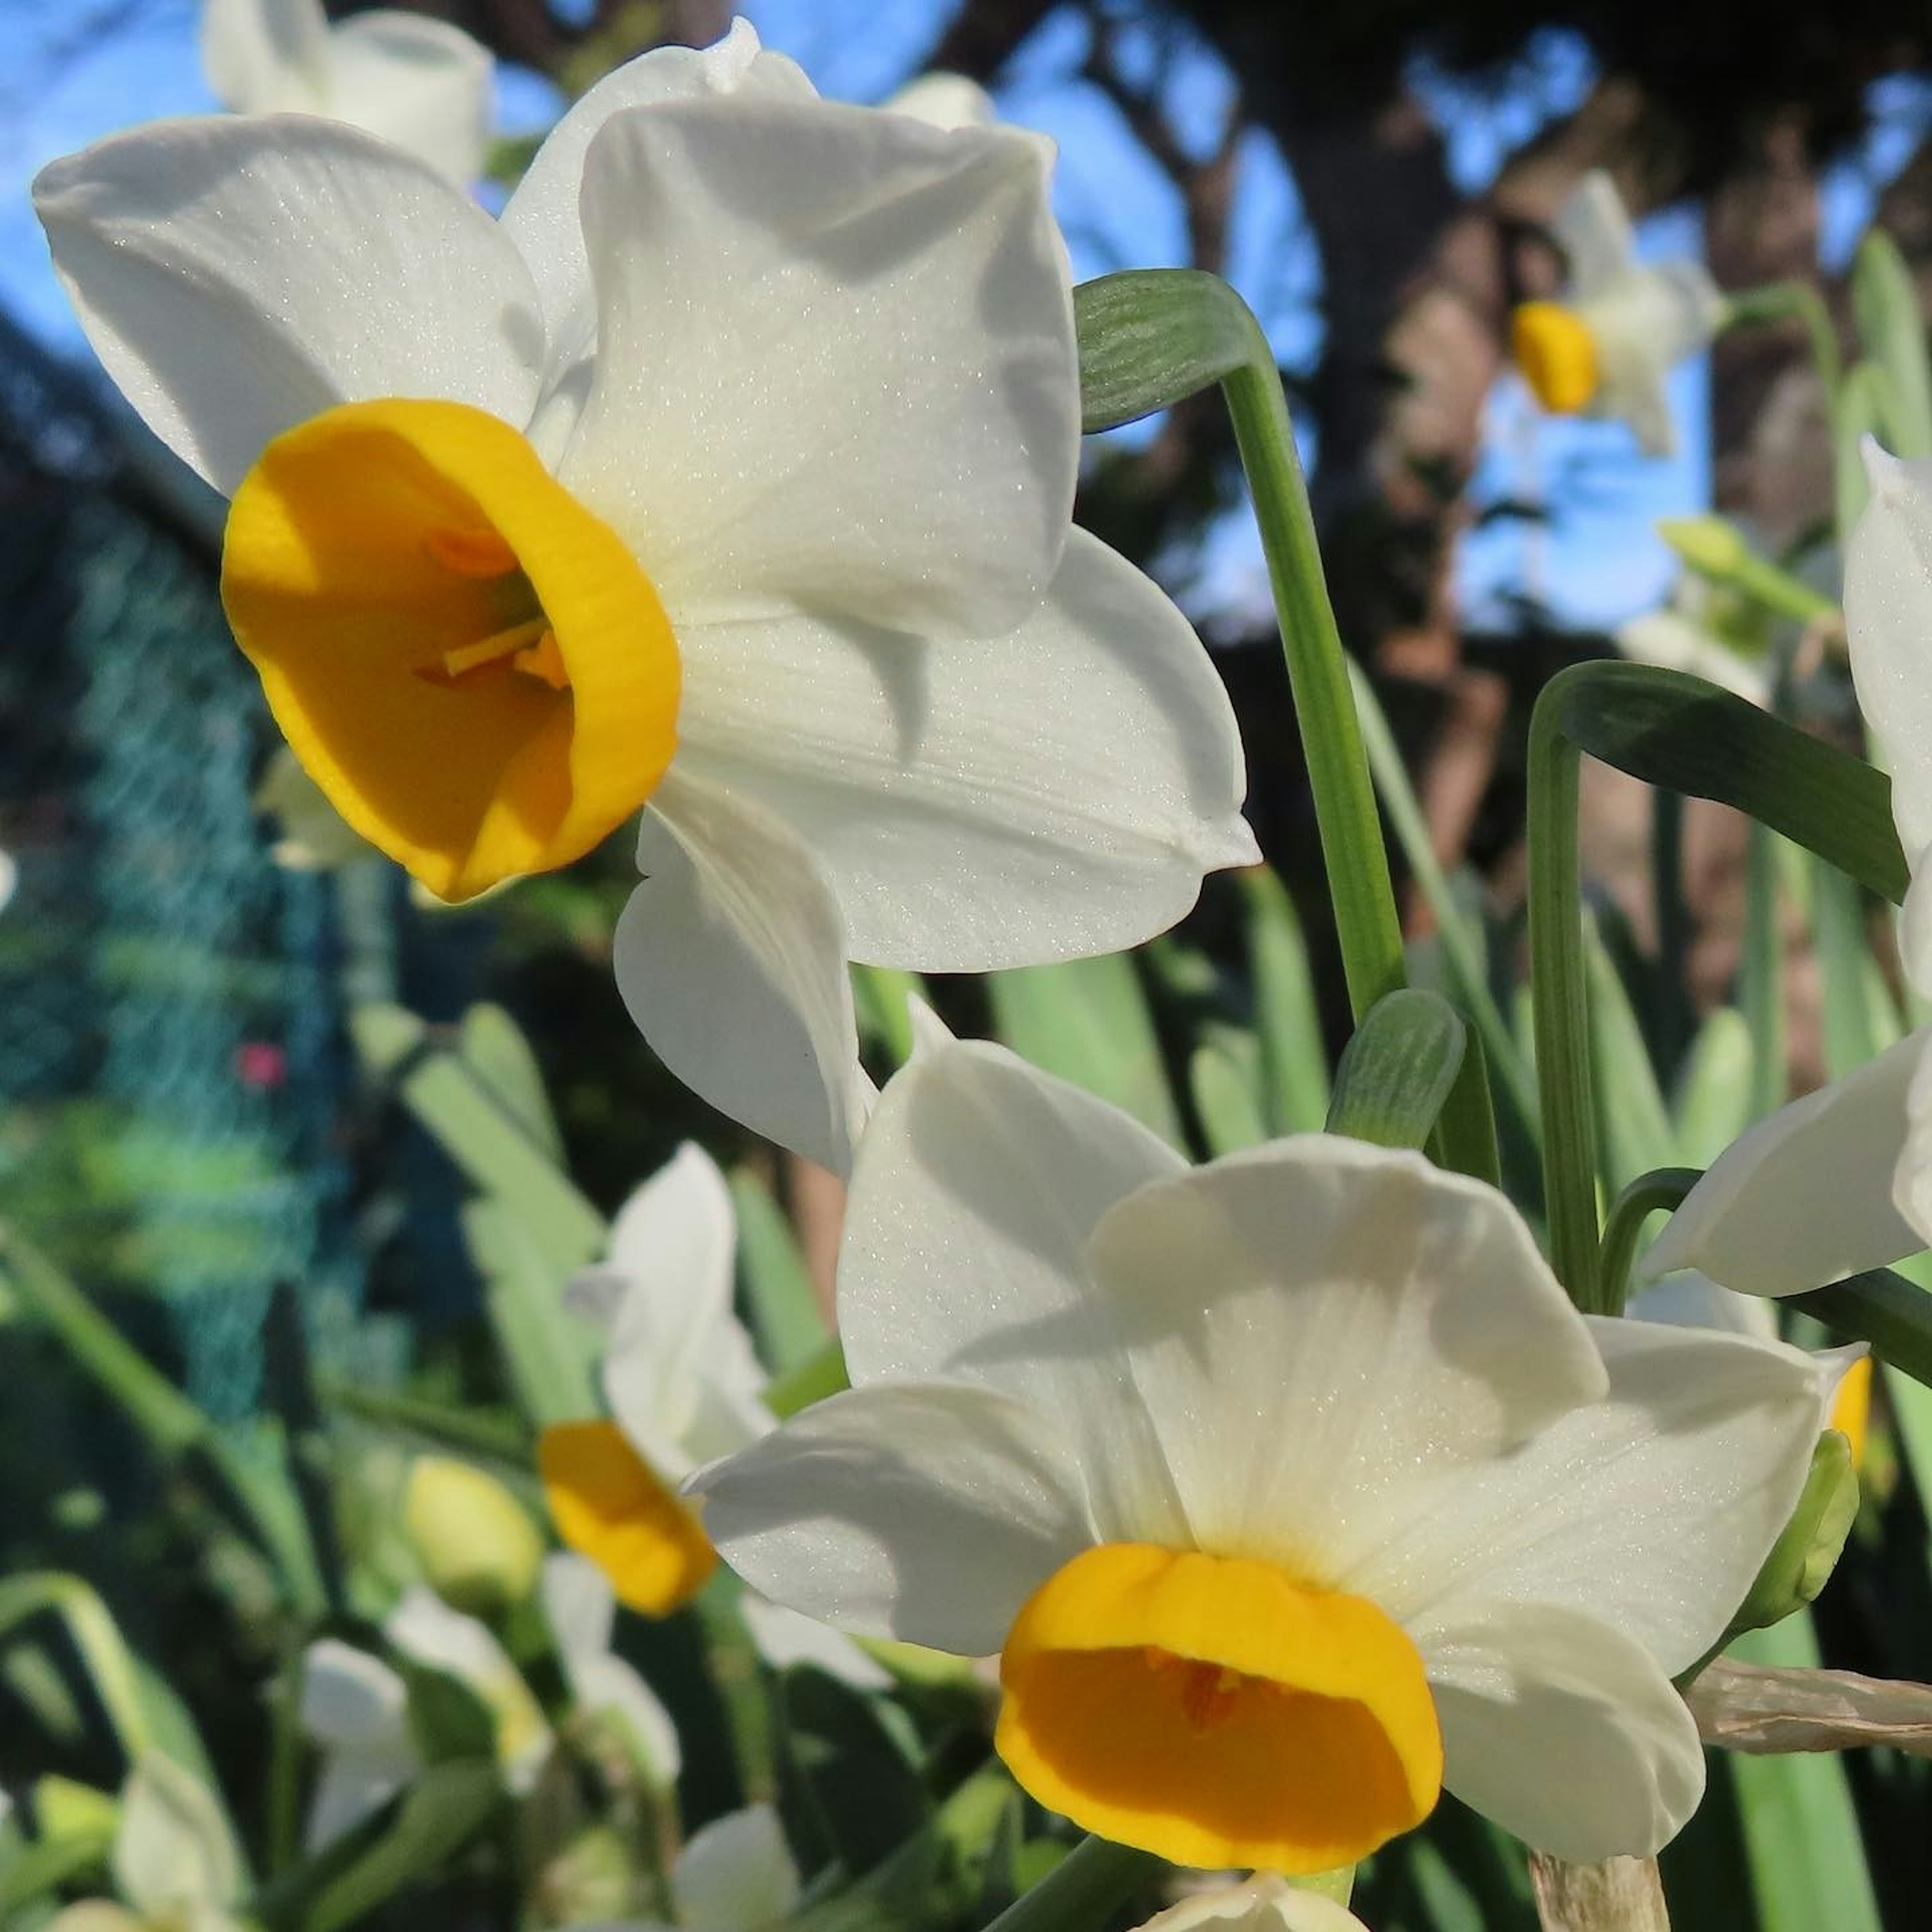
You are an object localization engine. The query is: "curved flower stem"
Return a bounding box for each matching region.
[1598,1167,1701,1314]
[1725,281,1842,403]
[977,1835,1162,1932]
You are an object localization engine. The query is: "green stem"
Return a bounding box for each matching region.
[1725,281,1842,399]
[1221,309,1407,1024]
[1790,1270,1932,1389]
[1598,1167,1701,1314]
[1526,688,1601,1307]
[978,1835,1162,1932]
[764,1338,850,1418]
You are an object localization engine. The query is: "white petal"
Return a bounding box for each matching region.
[884,73,998,131]
[1847,447,1932,870]
[501,20,813,380]
[673,1804,801,1932]
[1422,1600,1705,1862]
[540,1551,616,1671]
[298,1639,409,1751]
[836,1025,1191,1544]
[590,1143,746,1461]
[1367,1318,1825,1675]
[571,1652,683,1792]
[690,1382,1093,1656]
[1137,1876,1369,1932]
[1640,1027,1929,1294]
[303,1755,408,1853]
[114,1755,241,1918]
[1081,1138,1606,1571]
[561,95,1076,639]
[615,769,872,1171]
[674,530,1257,970]
[1615,609,1770,707]
[200,0,330,112]
[326,14,494,184]
[33,117,544,494]
[737,1594,894,1691]
[1555,172,1638,294]
[1897,1029,1932,1251]
[1624,1270,1779,1341]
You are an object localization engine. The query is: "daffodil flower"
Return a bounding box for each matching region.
[693,1014,1829,1871]
[565,1802,801,1932]
[538,1143,891,1692]
[1135,1877,1369,1932]
[1511,172,1724,457]
[542,1553,683,1791]
[46,1755,246,1932]
[1644,447,1932,1296]
[35,19,1255,1170]
[201,0,492,183]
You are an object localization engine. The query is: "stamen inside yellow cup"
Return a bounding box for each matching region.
[1512,301,1601,414]
[223,398,679,902]
[997,1544,1441,1871]
[539,1420,716,1617]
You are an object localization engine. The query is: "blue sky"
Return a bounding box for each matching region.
[2,1,1924,636]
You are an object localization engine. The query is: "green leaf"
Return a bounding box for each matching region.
[1852,230,1932,458]
[1241,867,1331,1135]
[1582,917,1676,1192]
[1188,1033,1269,1156]
[731,1168,829,1377]
[1789,1268,1932,1390]
[455,1003,564,1162]
[460,1197,599,1426]
[989,954,1183,1147]
[1325,990,1467,1152]
[293,1761,503,1932]
[0,1574,153,1759]
[1726,1614,1882,1932]
[1075,269,1252,431]
[1671,1008,1754,1168]
[1537,662,1906,906]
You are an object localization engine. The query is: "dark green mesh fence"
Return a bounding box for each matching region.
[0,311,362,1419]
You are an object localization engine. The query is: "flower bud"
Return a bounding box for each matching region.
[403,1456,543,1617]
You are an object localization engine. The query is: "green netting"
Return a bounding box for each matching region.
[0,312,362,1419]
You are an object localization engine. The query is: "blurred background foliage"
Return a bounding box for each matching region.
[4,3,1932,1930]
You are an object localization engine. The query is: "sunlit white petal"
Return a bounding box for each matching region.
[886,73,998,131]
[299,1639,410,1751]
[201,0,330,113]
[560,95,1076,638]
[738,1593,894,1691]
[32,117,543,493]
[1136,1876,1370,1932]
[674,530,1256,970]
[691,1383,1093,1655]
[615,771,872,1172]
[673,1804,801,1932]
[327,14,493,183]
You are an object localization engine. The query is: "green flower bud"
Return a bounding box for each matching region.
[403,1456,544,1617]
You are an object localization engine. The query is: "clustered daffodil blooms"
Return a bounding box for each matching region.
[1511,171,1725,457]
[693,1012,1834,1872]
[35,18,1255,1171]
[200,0,492,183]
[538,1141,888,1692]
[1644,445,1932,1299]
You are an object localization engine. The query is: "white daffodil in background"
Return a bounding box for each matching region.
[47,1753,246,1932]
[1135,1876,1370,1932]
[542,1553,683,1791]
[297,1587,553,1848]
[36,18,1255,1173]
[201,0,492,183]
[694,1013,1830,1871]
[1511,171,1725,457]
[565,1802,801,1932]
[538,1143,888,1690]
[1644,446,1932,1298]
[884,71,998,131]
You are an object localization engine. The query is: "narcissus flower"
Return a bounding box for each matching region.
[561,1803,800,1932]
[539,1141,889,1693]
[201,0,492,182]
[1644,447,1932,1297]
[1512,172,1724,457]
[542,1553,683,1791]
[1134,1877,1369,1932]
[694,1016,1828,1871]
[35,19,1254,1169]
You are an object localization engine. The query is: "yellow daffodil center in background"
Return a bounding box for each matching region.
[539,1420,716,1616]
[997,1544,1441,1872]
[222,398,679,902]
[1511,301,1601,414]
[1829,1356,1874,1469]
